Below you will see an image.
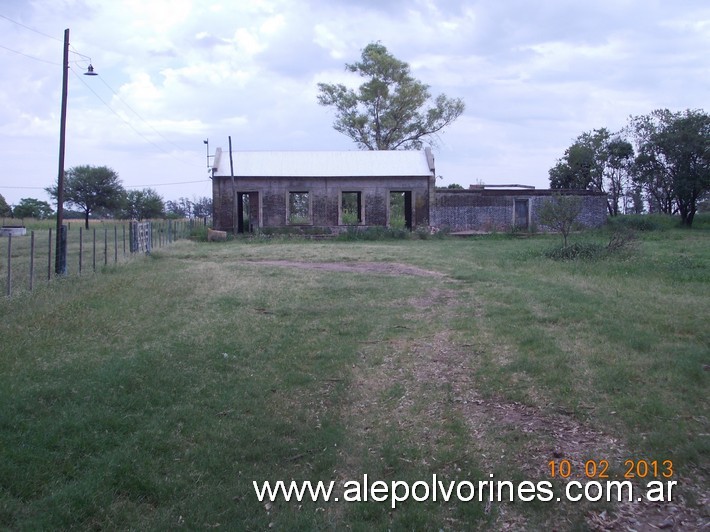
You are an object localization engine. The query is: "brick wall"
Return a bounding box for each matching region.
[431,190,608,232]
[212,175,431,232]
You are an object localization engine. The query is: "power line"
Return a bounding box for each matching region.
[0,43,59,65]
[0,14,62,42]
[124,180,210,189]
[96,76,188,154]
[1,16,204,181]
[71,67,188,159]
[71,69,200,168]
[0,16,97,73]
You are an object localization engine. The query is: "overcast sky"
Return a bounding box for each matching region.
[1,0,708,208]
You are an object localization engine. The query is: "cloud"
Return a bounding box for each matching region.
[0,0,708,207]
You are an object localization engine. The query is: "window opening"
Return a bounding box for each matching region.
[288,192,310,224]
[341,191,362,225]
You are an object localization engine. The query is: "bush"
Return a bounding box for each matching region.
[189,225,209,241]
[336,226,410,241]
[545,226,637,261]
[607,215,662,232]
[414,225,430,240]
[544,242,607,261]
[258,226,332,237]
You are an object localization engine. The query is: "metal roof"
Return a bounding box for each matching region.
[212,149,435,178]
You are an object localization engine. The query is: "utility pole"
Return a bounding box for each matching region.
[204,138,210,172]
[229,136,236,234]
[55,28,69,275]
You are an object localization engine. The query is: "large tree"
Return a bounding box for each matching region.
[13,198,54,219]
[121,188,164,220]
[191,196,213,218]
[549,128,634,215]
[165,197,192,219]
[629,109,710,226]
[317,43,465,150]
[0,193,11,217]
[46,165,125,228]
[605,137,635,216]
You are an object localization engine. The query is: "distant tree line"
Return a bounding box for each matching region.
[549,108,709,226]
[1,165,211,226]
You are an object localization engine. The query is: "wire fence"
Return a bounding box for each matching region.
[1,219,206,298]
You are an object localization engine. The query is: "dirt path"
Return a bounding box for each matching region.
[242,259,708,529]
[339,284,709,530]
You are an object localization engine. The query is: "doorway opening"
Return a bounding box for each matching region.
[389,191,412,230]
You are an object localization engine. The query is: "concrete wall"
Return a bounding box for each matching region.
[431,189,608,232]
[212,175,433,232]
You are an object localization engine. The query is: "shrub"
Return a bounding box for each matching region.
[544,242,607,261]
[607,215,662,232]
[189,225,209,241]
[545,226,637,261]
[605,226,638,253]
[538,195,583,247]
[336,226,410,241]
[414,225,430,240]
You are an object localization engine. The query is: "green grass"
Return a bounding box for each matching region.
[0,218,708,529]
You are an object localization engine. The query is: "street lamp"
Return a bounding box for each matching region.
[55,28,97,275]
[203,138,210,172]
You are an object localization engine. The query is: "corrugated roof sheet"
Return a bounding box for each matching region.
[212,150,434,177]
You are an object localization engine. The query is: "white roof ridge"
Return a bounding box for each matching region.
[212,149,434,178]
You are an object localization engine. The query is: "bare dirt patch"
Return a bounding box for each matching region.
[243,260,446,278]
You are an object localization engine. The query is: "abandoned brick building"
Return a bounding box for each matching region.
[211,148,436,232]
[211,148,608,233]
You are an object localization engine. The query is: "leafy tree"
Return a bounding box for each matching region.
[13,198,54,219]
[446,183,464,189]
[629,109,709,226]
[165,196,212,219]
[549,139,599,190]
[166,197,192,218]
[121,189,164,220]
[191,196,212,218]
[538,194,583,248]
[46,165,125,229]
[549,128,634,215]
[0,193,11,217]
[698,190,710,213]
[317,42,465,150]
[605,137,635,216]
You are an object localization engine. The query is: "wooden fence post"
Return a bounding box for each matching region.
[29,231,35,292]
[6,234,11,297]
[47,228,52,281]
[79,227,83,275]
